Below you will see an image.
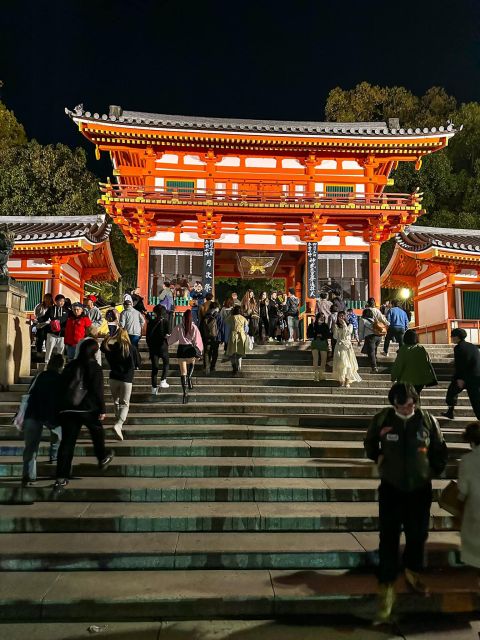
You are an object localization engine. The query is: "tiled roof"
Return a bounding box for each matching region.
[397,225,480,254]
[65,105,457,137]
[0,215,111,244]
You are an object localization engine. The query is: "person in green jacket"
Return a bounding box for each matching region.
[390,329,437,396]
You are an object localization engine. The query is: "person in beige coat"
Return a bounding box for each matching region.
[226,306,248,375]
[458,421,480,571]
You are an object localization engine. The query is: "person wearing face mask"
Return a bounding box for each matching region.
[364,383,448,625]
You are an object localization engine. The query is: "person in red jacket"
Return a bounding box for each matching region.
[64,303,92,361]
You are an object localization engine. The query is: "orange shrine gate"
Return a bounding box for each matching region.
[66,106,456,306]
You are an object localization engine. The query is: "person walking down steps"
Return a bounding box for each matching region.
[167,309,203,404]
[146,304,170,394]
[310,312,330,381]
[101,328,140,441]
[332,311,361,387]
[54,339,114,490]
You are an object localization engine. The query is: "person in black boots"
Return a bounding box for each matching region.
[203,301,221,374]
[167,309,203,403]
[267,291,281,343]
[146,304,170,394]
[258,292,270,344]
[365,383,448,624]
[55,339,114,489]
[443,328,480,420]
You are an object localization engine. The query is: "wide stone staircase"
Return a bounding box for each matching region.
[0,341,478,622]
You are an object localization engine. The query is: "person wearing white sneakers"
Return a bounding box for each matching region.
[146,304,170,394]
[101,328,140,441]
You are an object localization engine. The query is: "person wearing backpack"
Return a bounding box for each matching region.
[41,294,69,364]
[54,339,114,489]
[203,301,221,374]
[285,288,300,342]
[146,304,170,394]
[21,353,64,486]
[106,304,120,336]
[101,328,140,441]
[364,383,448,624]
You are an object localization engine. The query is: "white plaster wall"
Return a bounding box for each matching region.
[155,177,164,188]
[151,231,175,242]
[316,160,337,170]
[218,234,239,244]
[282,235,302,245]
[197,179,206,190]
[8,260,21,268]
[245,158,277,168]
[244,234,275,244]
[156,154,178,163]
[184,155,205,165]
[59,283,79,301]
[419,272,446,289]
[315,183,324,192]
[342,160,362,170]
[216,157,240,167]
[356,184,365,193]
[345,236,369,247]
[180,232,201,243]
[62,263,81,281]
[318,236,340,246]
[282,159,304,169]
[417,292,448,326]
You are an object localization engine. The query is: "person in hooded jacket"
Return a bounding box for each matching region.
[146,304,170,394]
[64,302,92,361]
[101,328,140,441]
[203,301,221,374]
[54,339,114,489]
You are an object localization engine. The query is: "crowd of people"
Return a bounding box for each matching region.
[18,284,480,625]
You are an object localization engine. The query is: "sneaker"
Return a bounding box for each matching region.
[405,569,430,596]
[160,380,170,389]
[373,583,396,625]
[371,367,378,373]
[53,478,69,490]
[113,423,124,441]
[21,476,35,487]
[151,386,158,395]
[268,338,274,343]
[287,338,294,343]
[99,451,115,470]
[442,410,455,420]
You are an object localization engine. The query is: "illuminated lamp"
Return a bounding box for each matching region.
[400,288,410,300]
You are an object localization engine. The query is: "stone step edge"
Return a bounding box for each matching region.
[0,569,478,621]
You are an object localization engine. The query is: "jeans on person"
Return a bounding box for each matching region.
[363,334,382,369]
[56,412,107,479]
[23,418,62,480]
[45,334,64,364]
[287,316,299,340]
[269,317,278,340]
[150,344,169,387]
[109,379,133,425]
[65,345,77,361]
[378,480,432,584]
[129,334,141,348]
[204,339,219,371]
[383,326,405,354]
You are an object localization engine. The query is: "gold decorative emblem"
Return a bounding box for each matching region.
[243,256,276,275]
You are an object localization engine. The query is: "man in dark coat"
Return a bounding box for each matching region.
[443,328,480,420]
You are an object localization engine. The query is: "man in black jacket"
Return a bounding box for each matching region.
[443,328,480,420]
[364,383,448,624]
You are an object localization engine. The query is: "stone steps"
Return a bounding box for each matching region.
[0,531,461,572]
[0,342,474,622]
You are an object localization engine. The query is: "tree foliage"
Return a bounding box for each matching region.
[0,101,27,149]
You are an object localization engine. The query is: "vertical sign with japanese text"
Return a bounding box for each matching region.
[306,242,318,298]
[203,240,215,296]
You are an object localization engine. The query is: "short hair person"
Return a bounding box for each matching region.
[443,328,480,420]
[364,383,448,624]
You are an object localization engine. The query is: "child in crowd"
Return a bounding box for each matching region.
[347,308,361,345]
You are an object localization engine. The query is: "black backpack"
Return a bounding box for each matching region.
[65,364,88,408]
[204,315,219,339]
[106,309,117,322]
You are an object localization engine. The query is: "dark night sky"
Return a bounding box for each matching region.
[1,0,480,174]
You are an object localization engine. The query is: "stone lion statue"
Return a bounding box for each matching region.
[0,225,15,278]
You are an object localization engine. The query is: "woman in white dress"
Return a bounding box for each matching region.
[332,311,362,387]
[458,421,480,573]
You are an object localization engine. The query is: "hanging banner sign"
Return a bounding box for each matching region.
[306,242,318,298]
[203,240,215,296]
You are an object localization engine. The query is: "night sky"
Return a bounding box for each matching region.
[1,0,480,174]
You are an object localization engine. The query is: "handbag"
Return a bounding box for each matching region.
[372,319,387,336]
[50,319,61,333]
[438,480,464,518]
